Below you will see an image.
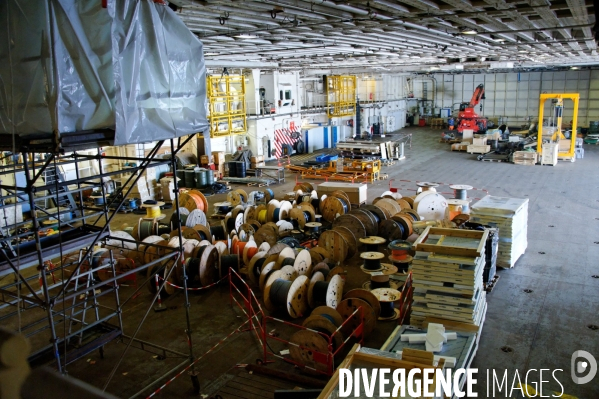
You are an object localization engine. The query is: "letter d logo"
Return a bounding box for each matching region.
[571,350,597,385]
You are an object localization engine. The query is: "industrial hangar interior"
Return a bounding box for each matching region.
[0,0,598,398]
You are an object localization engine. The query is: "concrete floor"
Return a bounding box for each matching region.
[63,126,598,398]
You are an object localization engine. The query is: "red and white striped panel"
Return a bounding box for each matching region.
[274,128,300,158]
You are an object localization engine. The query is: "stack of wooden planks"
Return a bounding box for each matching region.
[409,227,488,329]
[470,196,528,268]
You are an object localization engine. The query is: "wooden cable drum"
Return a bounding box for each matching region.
[332,214,366,242]
[169,207,190,232]
[320,196,349,223]
[303,222,321,237]
[293,182,314,192]
[210,222,227,241]
[266,200,281,223]
[170,226,202,242]
[185,209,208,228]
[264,275,309,318]
[179,190,208,212]
[388,239,412,262]
[402,196,415,209]
[312,263,329,277]
[343,289,381,319]
[96,252,134,283]
[333,226,358,258]
[227,189,248,206]
[238,223,256,239]
[298,203,316,222]
[247,251,267,285]
[220,254,239,276]
[276,220,294,236]
[136,235,163,265]
[292,249,312,276]
[400,209,420,222]
[358,236,386,251]
[396,198,412,210]
[274,247,296,268]
[244,205,256,223]
[136,218,158,241]
[288,330,330,373]
[105,231,137,257]
[371,288,402,320]
[363,270,402,292]
[378,219,405,242]
[258,259,280,291]
[254,225,279,247]
[301,313,343,353]
[348,209,378,236]
[309,247,332,265]
[193,224,213,242]
[329,190,352,209]
[245,219,262,232]
[197,244,218,286]
[263,188,275,203]
[256,207,268,224]
[336,297,377,338]
[242,240,258,265]
[317,230,348,263]
[307,273,344,309]
[359,251,385,272]
[288,207,311,229]
[360,204,387,225]
[374,198,402,217]
[391,214,414,237]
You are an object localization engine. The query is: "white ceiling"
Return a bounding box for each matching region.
[171,0,598,72]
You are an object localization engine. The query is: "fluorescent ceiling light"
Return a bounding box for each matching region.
[461,28,478,35]
[234,34,257,39]
[570,66,580,70]
[205,52,220,56]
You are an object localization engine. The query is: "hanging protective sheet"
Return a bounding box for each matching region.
[0,0,208,146]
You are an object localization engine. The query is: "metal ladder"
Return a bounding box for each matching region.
[42,166,78,215]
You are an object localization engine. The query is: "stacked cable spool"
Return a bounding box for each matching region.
[469,195,528,269]
[359,252,401,293]
[388,239,413,273]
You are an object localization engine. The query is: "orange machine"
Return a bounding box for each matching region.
[457,84,488,134]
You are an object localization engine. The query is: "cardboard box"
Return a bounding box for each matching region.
[215,163,225,178]
[250,155,264,163]
[212,151,225,164]
[558,139,571,151]
[317,182,367,205]
[462,129,474,143]
[200,155,213,165]
[251,161,265,168]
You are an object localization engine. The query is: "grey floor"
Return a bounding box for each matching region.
[62,127,598,398]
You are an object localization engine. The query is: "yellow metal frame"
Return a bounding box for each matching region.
[537,93,579,160]
[326,75,357,117]
[207,75,247,137]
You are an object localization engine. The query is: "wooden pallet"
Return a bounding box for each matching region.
[484,274,500,293]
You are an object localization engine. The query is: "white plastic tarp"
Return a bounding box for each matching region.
[0,0,208,145]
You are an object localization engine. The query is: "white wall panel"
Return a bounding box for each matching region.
[434,70,599,125]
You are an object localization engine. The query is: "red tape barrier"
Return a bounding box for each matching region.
[158,275,227,291]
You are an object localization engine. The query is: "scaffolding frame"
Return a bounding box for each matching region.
[326,75,357,117]
[0,132,204,395]
[207,75,248,137]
